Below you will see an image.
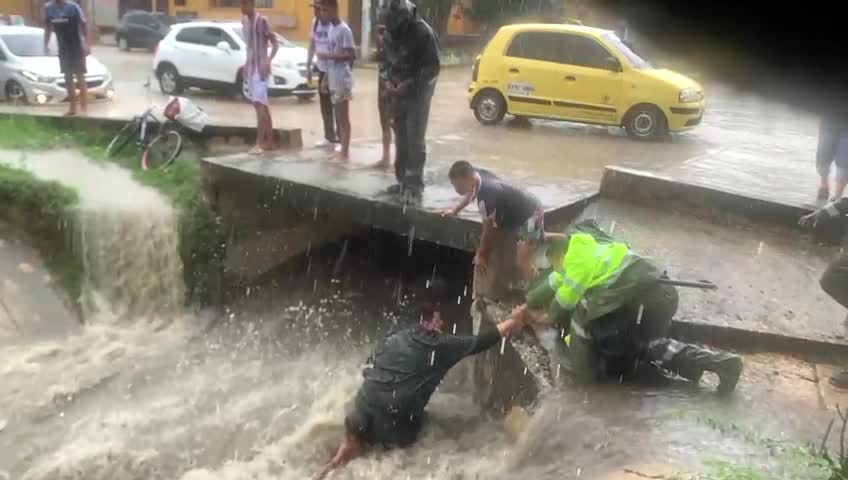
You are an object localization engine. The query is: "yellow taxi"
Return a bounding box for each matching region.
[468,24,705,140]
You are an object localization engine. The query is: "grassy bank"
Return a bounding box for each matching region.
[0,163,82,308]
[0,115,224,305]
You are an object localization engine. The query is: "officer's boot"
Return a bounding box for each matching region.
[647,338,743,394]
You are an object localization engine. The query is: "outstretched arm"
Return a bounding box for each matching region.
[443,192,474,217]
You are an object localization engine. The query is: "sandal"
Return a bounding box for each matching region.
[248,146,265,155]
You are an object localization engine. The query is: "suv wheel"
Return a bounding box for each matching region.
[473,90,506,125]
[625,105,667,141]
[157,64,182,95]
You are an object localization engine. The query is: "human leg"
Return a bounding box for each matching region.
[376,84,392,167]
[390,103,409,193]
[402,84,435,193]
[63,72,77,115]
[332,90,352,159]
[318,71,338,144]
[259,104,274,150]
[76,72,88,114]
[832,136,848,199]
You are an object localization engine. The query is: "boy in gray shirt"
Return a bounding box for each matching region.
[317,0,355,160]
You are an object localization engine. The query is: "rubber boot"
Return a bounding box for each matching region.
[646,338,743,394]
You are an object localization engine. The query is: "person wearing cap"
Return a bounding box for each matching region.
[314,301,524,479]
[306,0,340,148]
[516,219,743,393]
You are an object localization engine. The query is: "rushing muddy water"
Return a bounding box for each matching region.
[0,149,836,480]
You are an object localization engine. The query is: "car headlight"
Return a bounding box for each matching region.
[19,70,53,83]
[679,88,702,103]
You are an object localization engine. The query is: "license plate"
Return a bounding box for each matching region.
[508,82,535,96]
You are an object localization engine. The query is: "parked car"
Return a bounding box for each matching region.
[468,24,705,140]
[116,10,176,52]
[153,21,316,102]
[0,26,114,105]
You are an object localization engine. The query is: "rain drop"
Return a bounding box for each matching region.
[430,350,436,366]
[407,227,415,256]
[500,337,507,355]
[313,279,318,293]
[556,364,561,379]
[609,221,616,234]
[523,367,528,376]
[456,295,461,305]
[636,304,644,325]
[463,285,468,297]
[577,467,582,477]
[426,279,431,288]
[757,241,765,256]
[452,323,457,334]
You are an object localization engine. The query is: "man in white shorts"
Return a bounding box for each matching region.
[317,0,355,160]
[241,0,278,154]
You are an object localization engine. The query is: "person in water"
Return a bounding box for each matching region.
[314,301,524,479]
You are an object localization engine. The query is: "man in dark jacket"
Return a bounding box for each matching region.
[314,303,523,479]
[380,0,440,199]
[801,198,848,387]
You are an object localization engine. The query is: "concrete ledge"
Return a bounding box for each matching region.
[670,319,848,363]
[202,149,598,253]
[0,111,303,149]
[600,166,815,227]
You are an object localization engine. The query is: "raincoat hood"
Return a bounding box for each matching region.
[380,0,417,33]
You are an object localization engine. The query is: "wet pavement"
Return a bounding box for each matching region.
[0,46,822,189]
[203,143,598,252]
[579,199,846,346]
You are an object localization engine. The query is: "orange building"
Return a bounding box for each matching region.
[168,0,359,43]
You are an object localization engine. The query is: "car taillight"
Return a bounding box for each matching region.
[472,59,480,82]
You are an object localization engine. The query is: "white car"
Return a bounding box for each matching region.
[0,26,114,105]
[153,21,316,102]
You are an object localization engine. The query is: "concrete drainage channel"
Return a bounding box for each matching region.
[0,112,846,479]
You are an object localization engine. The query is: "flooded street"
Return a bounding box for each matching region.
[0,46,820,185]
[0,42,837,480]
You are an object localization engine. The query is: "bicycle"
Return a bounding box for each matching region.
[106,105,183,171]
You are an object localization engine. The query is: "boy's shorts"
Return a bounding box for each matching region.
[331,88,353,105]
[516,208,545,243]
[248,71,269,106]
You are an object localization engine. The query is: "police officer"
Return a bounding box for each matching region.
[515,220,743,393]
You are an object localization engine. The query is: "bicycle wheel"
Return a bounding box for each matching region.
[141,130,183,171]
[106,118,140,158]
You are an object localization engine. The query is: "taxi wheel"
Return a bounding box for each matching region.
[625,104,667,141]
[473,90,506,125]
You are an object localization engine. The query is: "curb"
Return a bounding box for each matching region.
[0,112,303,149]
[600,166,817,227]
[670,319,848,362]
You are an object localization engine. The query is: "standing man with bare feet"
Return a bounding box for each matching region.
[374,24,392,169]
[317,0,355,161]
[44,0,90,116]
[307,1,339,148]
[241,0,278,155]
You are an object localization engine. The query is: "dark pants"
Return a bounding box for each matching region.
[392,82,436,190]
[318,71,337,142]
[821,252,848,309]
[568,283,737,383]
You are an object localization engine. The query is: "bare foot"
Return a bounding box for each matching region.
[63,110,76,117]
[373,158,392,169]
[336,151,350,161]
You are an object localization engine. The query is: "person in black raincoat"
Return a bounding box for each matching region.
[379,0,440,199]
[314,302,523,479]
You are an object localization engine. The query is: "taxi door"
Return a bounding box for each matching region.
[500,31,560,118]
[549,33,623,124]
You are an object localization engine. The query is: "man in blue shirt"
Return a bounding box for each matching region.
[44,0,89,116]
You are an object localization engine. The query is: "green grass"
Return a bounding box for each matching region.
[0,162,82,307]
[0,115,224,304]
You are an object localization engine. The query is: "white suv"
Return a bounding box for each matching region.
[152,21,315,101]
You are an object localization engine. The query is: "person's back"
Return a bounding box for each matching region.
[475,168,541,232]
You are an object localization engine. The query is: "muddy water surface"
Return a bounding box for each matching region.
[0,149,834,480]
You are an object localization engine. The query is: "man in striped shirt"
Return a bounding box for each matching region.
[241,0,278,154]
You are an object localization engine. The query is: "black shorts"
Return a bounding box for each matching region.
[348,394,422,449]
[59,47,86,75]
[377,82,390,130]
